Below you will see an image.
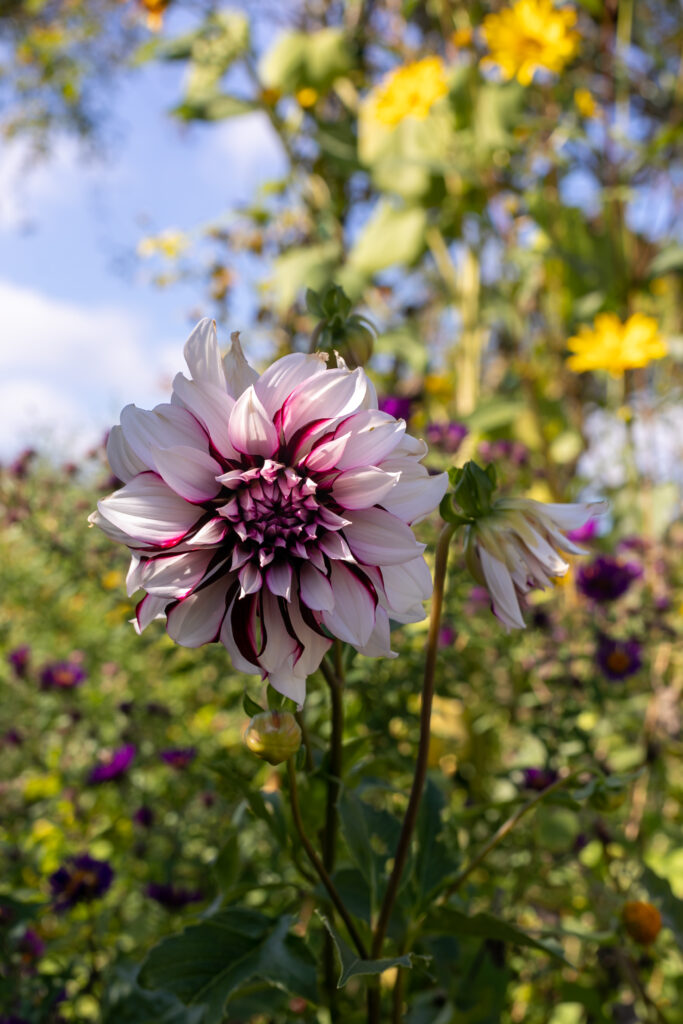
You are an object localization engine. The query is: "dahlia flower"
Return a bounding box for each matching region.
[91,320,447,706]
[464,496,607,630]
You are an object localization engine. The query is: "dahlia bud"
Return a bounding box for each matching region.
[622,901,662,945]
[244,711,302,765]
[443,462,607,630]
[306,284,375,368]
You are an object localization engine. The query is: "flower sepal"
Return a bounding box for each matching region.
[451,461,497,519]
[307,284,376,368]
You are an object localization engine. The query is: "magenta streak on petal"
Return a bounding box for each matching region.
[277,596,305,664]
[231,593,260,666]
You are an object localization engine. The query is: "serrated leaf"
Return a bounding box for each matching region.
[427,908,571,965]
[319,914,416,988]
[140,911,318,1020]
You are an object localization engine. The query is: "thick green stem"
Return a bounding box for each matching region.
[370,523,455,959]
[286,759,368,959]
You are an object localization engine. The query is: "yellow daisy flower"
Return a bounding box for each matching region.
[365,56,449,127]
[481,0,580,86]
[574,87,597,118]
[566,313,667,377]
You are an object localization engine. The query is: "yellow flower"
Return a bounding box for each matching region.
[574,88,597,118]
[481,0,580,86]
[295,87,318,108]
[365,57,449,127]
[452,27,473,48]
[566,313,667,377]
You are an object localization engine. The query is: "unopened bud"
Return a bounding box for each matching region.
[244,711,302,765]
[622,901,662,945]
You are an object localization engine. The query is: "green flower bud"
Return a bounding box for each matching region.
[244,711,302,766]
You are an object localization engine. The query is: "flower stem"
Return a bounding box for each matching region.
[370,522,455,959]
[286,758,368,959]
[321,644,345,1012]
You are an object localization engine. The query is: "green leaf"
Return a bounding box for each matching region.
[260,28,351,93]
[414,780,456,908]
[173,96,254,123]
[640,866,683,948]
[463,398,526,433]
[272,242,341,311]
[427,908,571,965]
[242,691,263,718]
[345,200,427,278]
[213,834,240,894]
[139,910,318,1020]
[338,789,377,908]
[648,244,683,277]
[319,914,416,988]
[101,964,205,1024]
[209,761,287,845]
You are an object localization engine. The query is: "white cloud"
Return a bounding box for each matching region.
[0,278,176,459]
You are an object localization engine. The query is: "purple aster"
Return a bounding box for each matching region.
[159,747,196,769]
[146,882,203,909]
[521,768,559,791]
[89,744,136,783]
[596,636,643,680]
[576,556,642,603]
[425,421,468,454]
[377,395,412,420]
[40,660,86,690]
[133,805,154,828]
[7,646,30,678]
[566,518,598,543]
[50,854,113,911]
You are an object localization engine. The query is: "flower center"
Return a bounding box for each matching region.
[606,650,631,673]
[218,460,320,553]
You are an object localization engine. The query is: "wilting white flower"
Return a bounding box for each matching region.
[90,320,447,706]
[464,496,607,630]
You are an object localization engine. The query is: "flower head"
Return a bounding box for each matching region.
[378,395,413,421]
[566,313,667,377]
[50,854,113,911]
[576,555,642,603]
[91,320,446,706]
[244,710,302,765]
[133,805,155,827]
[89,744,136,783]
[481,0,579,86]
[40,660,86,690]
[159,747,196,769]
[146,882,203,909]
[459,468,606,629]
[596,635,642,680]
[521,767,558,791]
[426,421,468,454]
[7,646,30,678]
[364,57,449,127]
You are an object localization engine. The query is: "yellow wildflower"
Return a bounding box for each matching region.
[295,87,318,108]
[452,27,473,48]
[481,0,580,86]
[574,88,597,118]
[365,57,449,127]
[566,313,667,377]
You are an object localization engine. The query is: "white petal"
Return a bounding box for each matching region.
[479,546,526,630]
[184,318,227,388]
[380,464,448,524]
[267,668,307,709]
[281,367,367,440]
[299,563,335,611]
[140,549,214,598]
[288,599,332,678]
[97,473,202,546]
[150,445,222,503]
[265,561,293,600]
[171,373,237,459]
[259,589,302,675]
[239,562,263,597]
[301,434,351,473]
[166,576,231,647]
[126,554,144,596]
[379,556,433,615]
[120,403,208,472]
[89,507,144,547]
[343,507,425,566]
[107,425,148,481]
[228,385,278,458]
[332,466,400,510]
[321,562,376,646]
[334,410,406,470]
[222,330,258,398]
[319,531,354,561]
[133,594,169,634]
[355,606,396,658]
[220,594,261,674]
[255,352,327,418]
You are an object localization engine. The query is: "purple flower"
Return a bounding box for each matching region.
[576,556,642,603]
[377,395,412,420]
[566,518,598,543]
[7,646,30,678]
[40,661,86,690]
[18,928,44,966]
[146,882,203,909]
[133,805,154,828]
[438,624,456,647]
[50,854,113,911]
[597,636,642,680]
[521,768,559,791]
[2,728,23,747]
[8,447,36,479]
[89,744,136,783]
[425,421,468,454]
[478,439,528,465]
[160,747,196,770]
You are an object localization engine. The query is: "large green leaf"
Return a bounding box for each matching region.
[272,242,341,311]
[139,910,318,1021]
[101,964,205,1024]
[346,200,427,278]
[338,789,377,908]
[319,915,419,988]
[427,907,571,965]
[260,28,351,93]
[640,865,683,948]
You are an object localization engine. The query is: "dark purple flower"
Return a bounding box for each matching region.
[378,395,412,420]
[50,854,113,911]
[596,636,643,680]
[478,439,528,465]
[438,624,456,647]
[18,928,44,965]
[425,421,468,454]
[566,519,598,544]
[40,661,86,690]
[200,791,217,808]
[8,447,36,479]
[146,882,203,909]
[2,728,23,747]
[0,1017,32,1024]
[7,646,30,678]
[576,556,642,603]
[133,805,154,828]
[521,767,559,791]
[159,747,196,770]
[89,744,136,783]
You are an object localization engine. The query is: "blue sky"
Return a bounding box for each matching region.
[0,38,286,459]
